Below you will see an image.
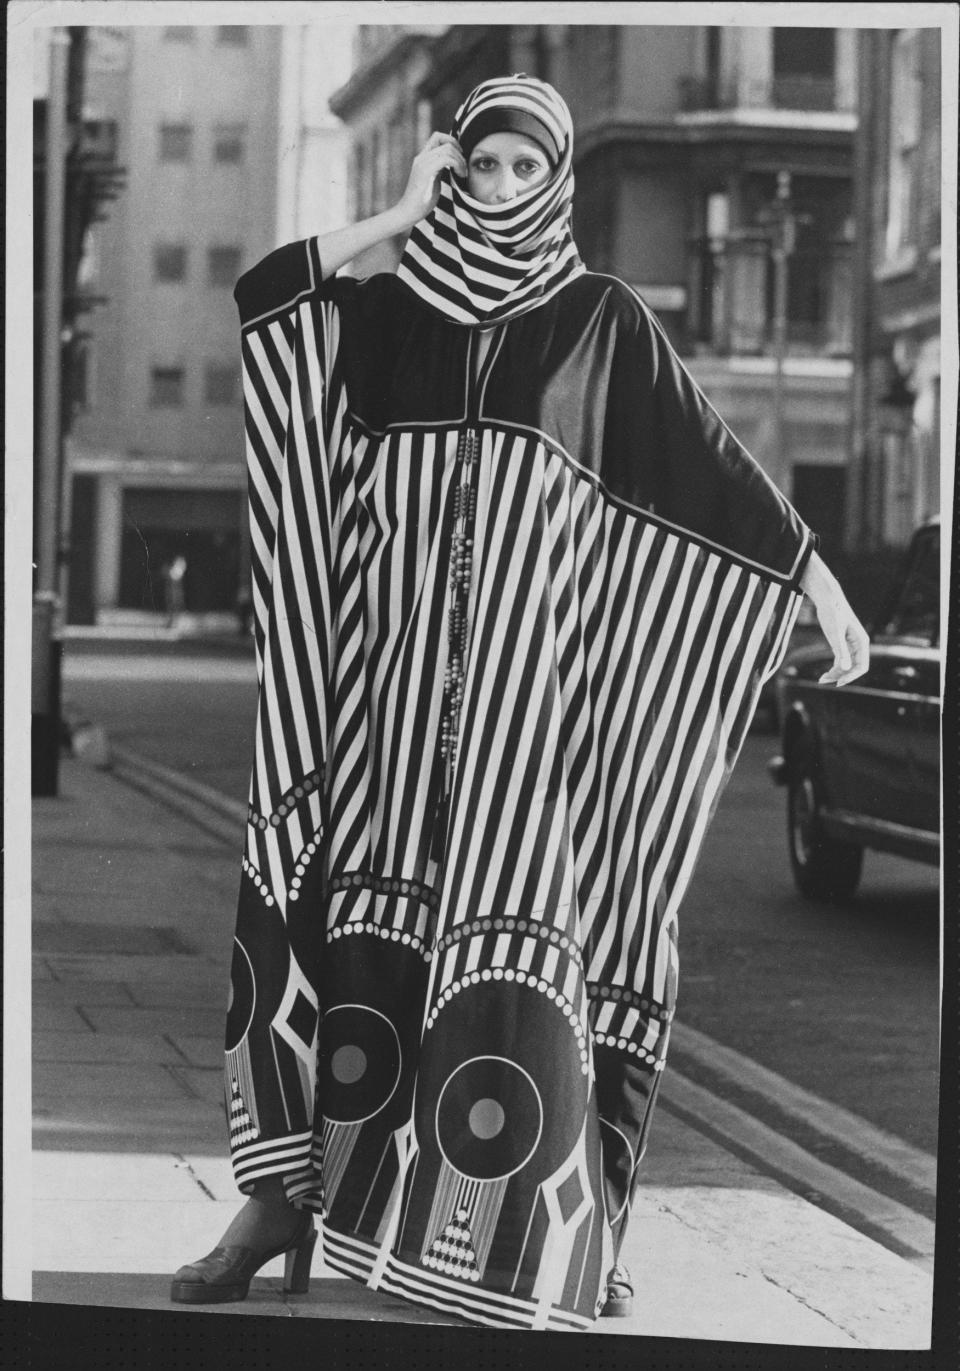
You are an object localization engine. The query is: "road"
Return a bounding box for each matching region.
[61,640,941,1175]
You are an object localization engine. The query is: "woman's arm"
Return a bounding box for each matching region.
[800,551,870,686]
[315,133,466,277]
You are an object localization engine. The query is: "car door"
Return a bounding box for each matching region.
[829,639,914,823]
[878,525,941,837]
[838,525,940,834]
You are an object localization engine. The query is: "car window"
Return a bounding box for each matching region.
[878,529,940,645]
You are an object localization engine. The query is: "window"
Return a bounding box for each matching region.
[159,123,193,163]
[67,340,93,414]
[83,119,118,160]
[207,246,242,287]
[153,244,187,283]
[216,26,249,45]
[204,364,238,405]
[150,366,185,408]
[886,31,921,258]
[213,123,246,164]
[773,28,835,78]
[880,528,939,644]
[163,27,194,42]
[772,28,836,109]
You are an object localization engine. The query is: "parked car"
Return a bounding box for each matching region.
[768,517,940,900]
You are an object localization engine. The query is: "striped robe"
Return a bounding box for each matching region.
[226,237,815,1331]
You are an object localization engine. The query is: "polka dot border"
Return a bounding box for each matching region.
[587,982,673,1022]
[437,915,583,967]
[593,1030,660,1066]
[241,857,275,908]
[424,969,590,1075]
[248,769,323,831]
[328,870,440,910]
[327,920,432,960]
[287,828,324,903]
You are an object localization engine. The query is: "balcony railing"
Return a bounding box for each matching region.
[678,72,852,115]
[688,234,854,357]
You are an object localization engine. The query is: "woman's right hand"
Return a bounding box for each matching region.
[395,133,467,230]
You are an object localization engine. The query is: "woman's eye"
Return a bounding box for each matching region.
[471,159,495,173]
[517,161,545,177]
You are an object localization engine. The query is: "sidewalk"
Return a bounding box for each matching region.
[28,755,933,1346]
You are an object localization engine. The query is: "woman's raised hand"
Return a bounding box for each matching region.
[308,135,466,277]
[395,133,467,230]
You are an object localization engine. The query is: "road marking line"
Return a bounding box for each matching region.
[670,1021,937,1197]
[660,1070,935,1272]
[109,744,247,826]
[109,753,245,848]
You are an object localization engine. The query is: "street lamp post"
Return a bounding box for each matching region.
[34,27,71,797]
[753,169,801,485]
[770,171,795,479]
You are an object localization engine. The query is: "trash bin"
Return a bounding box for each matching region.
[32,593,63,796]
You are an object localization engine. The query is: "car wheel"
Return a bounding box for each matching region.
[787,748,864,901]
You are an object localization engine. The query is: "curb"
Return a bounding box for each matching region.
[107,741,247,847]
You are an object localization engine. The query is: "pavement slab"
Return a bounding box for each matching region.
[77,1005,227,1037]
[638,1186,932,1349]
[33,1031,189,1065]
[32,1003,95,1033]
[167,1034,224,1069]
[32,980,139,1006]
[34,1061,198,1103]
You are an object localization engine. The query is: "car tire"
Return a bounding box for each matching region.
[787,747,864,901]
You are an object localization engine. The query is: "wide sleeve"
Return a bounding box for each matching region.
[225,238,341,1199]
[632,294,818,591]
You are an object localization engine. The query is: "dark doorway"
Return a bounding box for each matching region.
[118,487,242,613]
[66,475,97,624]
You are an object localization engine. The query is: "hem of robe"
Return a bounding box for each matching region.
[319,1224,599,1332]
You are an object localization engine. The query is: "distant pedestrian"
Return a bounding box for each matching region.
[235,593,254,638]
[163,554,187,626]
[172,74,869,1329]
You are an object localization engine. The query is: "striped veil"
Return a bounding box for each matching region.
[396,75,585,325]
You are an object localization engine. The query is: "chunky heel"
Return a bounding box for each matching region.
[171,1211,315,1304]
[284,1222,317,1294]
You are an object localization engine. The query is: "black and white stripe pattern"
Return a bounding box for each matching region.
[397,75,585,324]
[432,433,801,1031]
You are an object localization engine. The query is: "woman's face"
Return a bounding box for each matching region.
[465,133,553,204]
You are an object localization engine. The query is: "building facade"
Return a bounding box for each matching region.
[329,25,448,277]
[66,23,284,624]
[332,24,857,560]
[847,27,941,556]
[275,23,354,246]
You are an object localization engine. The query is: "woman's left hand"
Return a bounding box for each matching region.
[799,551,870,686]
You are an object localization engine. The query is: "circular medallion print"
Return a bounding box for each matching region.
[436,1056,543,1181]
[225,939,255,1052]
[317,1004,401,1124]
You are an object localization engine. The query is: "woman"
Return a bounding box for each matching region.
[172,75,868,1331]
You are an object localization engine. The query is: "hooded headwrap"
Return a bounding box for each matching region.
[396,74,585,325]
